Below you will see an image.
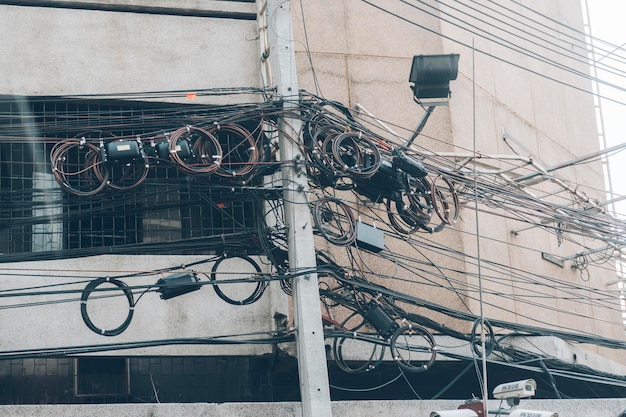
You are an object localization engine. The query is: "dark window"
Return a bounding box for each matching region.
[74,357,130,398]
[0,96,265,258]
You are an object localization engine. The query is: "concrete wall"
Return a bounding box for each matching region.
[0,1,285,356]
[0,0,623,384]
[2,399,626,417]
[440,0,625,363]
[0,1,259,103]
[0,254,286,356]
[290,0,626,366]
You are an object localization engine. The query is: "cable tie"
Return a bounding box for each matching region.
[129,306,135,311]
[353,331,357,338]
[101,329,106,335]
[105,276,110,282]
[186,125,191,133]
[80,300,87,305]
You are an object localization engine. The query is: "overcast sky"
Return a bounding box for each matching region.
[585,0,626,218]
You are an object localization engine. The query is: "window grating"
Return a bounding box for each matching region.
[0,96,263,257]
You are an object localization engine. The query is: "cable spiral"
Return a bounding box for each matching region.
[50,133,109,196]
[312,197,357,246]
[207,123,260,180]
[209,254,267,305]
[80,277,135,337]
[168,126,223,175]
[389,323,437,373]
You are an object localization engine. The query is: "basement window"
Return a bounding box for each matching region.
[74,357,130,398]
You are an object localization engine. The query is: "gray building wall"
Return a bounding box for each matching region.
[291,0,626,365]
[0,0,285,356]
[0,1,259,101]
[0,0,624,413]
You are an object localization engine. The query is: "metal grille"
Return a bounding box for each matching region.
[0,96,260,257]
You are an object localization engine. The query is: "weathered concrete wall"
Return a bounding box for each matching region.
[0,2,284,357]
[291,0,626,367]
[0,2,259,103]
[441,0,626,363]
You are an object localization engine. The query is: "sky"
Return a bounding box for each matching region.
[585,0,626,218]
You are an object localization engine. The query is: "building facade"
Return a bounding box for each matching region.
[0,0,625,415]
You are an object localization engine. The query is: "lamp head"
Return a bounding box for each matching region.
[409,53,460,105]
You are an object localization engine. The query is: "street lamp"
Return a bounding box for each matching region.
[405,53,460,148]
[409,53,460,104]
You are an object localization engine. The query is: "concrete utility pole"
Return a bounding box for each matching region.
[260,1,333,416]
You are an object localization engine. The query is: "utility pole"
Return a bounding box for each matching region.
[259,1,333,416]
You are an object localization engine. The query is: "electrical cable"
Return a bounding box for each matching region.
[208,254,267,305]
[2,87,626,396]
[80,277,135,337]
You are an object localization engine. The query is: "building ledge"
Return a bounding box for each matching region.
[0,0,257,19]
[0,399,624,417]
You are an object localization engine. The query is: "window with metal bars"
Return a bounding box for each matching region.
[0,96,263,257]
